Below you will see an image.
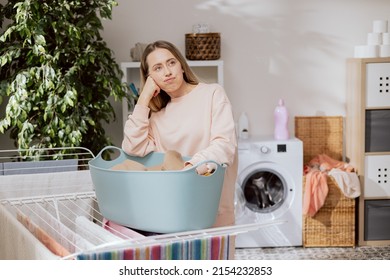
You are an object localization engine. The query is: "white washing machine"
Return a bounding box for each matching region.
[235,136,303,248]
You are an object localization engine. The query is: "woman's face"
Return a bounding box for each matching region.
[146,48,186,97]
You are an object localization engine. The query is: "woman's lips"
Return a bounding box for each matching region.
[164,77,175,83]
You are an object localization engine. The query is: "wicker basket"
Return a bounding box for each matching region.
[185,33,220,60]
[295,116,343,164]
[295,116,356,247]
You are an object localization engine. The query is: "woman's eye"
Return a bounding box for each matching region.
[154,66,162,72]
[168,60,176,66]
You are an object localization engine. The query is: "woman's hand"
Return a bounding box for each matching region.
[137,76,160,107]
[183,162,216,176]
[183,162,193,171]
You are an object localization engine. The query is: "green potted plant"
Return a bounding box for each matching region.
[0,0,133,157]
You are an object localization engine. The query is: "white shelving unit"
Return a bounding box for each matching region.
[346,57,390,246]
[120,60,224,125]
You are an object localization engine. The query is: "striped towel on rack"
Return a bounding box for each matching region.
[76,235,230,260]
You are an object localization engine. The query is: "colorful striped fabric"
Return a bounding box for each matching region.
[76,235,230,260]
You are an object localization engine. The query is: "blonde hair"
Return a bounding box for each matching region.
[140,40,199,112]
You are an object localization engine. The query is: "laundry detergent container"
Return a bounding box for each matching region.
[89,146,226,233]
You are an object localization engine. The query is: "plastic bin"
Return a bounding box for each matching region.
[89,146,226,233]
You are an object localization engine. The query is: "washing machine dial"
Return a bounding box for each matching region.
[260,145,270,154]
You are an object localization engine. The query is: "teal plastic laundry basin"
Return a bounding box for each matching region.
[89,146,226,233]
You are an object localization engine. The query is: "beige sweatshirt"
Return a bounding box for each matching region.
[122,83,238,227]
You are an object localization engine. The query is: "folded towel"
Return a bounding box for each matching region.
[160,150,185,170]
[102,218,145,239]
[110,150,215,175]
[75,216,122,246]
[17,211,71,257]
[33,207,95,253]
[111,159,147,171]
[111,150,185,171]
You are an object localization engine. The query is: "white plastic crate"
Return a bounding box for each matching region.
[364,154,390,197]
[366,63,390,107]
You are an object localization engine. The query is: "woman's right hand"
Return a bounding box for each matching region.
[137,76,160,107]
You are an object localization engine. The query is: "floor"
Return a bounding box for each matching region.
[235,245,390,260]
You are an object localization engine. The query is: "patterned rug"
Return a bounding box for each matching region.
[235,246,390,260]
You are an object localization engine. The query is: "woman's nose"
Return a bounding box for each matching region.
[163,65,172,76]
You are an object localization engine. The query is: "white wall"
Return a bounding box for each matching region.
[100,0,390,146]
[1,0,390,149]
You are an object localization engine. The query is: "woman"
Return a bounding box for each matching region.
[122,40,237,254]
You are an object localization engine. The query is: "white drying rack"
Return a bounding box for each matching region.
[0,147,285,260]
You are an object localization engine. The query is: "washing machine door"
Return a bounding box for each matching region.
[236,161,295,221]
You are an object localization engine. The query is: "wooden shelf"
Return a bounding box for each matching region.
[346,57,390,246]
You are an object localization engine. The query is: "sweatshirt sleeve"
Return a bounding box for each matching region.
[187,85,237,167]
[121,104,156,156]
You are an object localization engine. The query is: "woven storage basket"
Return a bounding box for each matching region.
[295,116,356,247]
[185,33,220,60]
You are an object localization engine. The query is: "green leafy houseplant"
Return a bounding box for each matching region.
[0,0,132,157]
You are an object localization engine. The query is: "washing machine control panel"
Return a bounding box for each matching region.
[277,144,287,152]
[254,143,287,154]
[260,146,270,154]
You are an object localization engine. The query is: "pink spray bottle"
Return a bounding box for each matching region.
[274,98,289,140]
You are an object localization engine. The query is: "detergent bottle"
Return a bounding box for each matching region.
[238,112,249,139]
[274,98,289,140]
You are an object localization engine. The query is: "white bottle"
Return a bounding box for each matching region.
[274,99,289,140]
[238,112,249,139]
